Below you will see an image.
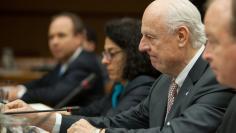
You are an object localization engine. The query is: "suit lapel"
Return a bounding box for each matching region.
[60,50,84,77]
[150,75,171,127]
[165,56,209,122]
[165,76,194,122]
[120,75,154,98]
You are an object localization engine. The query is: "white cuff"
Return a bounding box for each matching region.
[94,128,101,133]
[16,85,27,98]
[52,113,62,133]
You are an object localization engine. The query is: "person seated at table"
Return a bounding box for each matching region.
[81,25,109,87]
[1,12,104,107]
[71,17,160,116]
[2,18,160,133]
[82,26,97,53]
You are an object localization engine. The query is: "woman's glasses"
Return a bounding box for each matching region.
[102,51,122,61]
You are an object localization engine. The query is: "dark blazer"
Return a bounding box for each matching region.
[22,50,104,107]
[216,95,236,133]
[71,75,156,117]
[60,56,235,133]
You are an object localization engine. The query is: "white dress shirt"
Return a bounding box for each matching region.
[17,48,83,98]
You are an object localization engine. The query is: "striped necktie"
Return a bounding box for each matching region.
[166,78,179,119]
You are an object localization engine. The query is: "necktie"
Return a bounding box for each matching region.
[111,83,124,108]
[58,65,67,77]
[166,79,179,118]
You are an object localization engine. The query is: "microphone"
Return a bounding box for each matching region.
[31,73,96,129]
[3,73,96,132]
[4,106,80,115]
[54,73,96,108]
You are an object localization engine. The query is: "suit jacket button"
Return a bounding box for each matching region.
[167,122,170,126]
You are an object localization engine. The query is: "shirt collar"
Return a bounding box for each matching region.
[175,45,205,88]
[60,47,82,74]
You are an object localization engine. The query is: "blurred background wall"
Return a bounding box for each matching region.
[0,0,205,57]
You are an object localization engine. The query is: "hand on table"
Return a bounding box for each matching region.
[68,119,105,133]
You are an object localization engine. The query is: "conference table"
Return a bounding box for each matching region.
[0,57,55,85]
[0,68,46,85]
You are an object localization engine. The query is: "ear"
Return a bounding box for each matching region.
[74,33,85,46]
[176,26,189,48]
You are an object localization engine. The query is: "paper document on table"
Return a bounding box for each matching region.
[30,103,52,110]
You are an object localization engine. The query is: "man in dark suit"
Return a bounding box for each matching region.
[2,12,104,107]
[203,0,236,132]
[63,0,234,133]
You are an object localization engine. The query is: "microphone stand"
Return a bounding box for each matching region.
[30,73,96,131]
[2,73,96,133]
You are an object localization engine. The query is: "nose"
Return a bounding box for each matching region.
[202,45,212,63]
[101,55,110,65]
[139,36,150,52]
[49,36,59,47]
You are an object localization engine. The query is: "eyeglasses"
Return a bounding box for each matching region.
[102,50,122,61]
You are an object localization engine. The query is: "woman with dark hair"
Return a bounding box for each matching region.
[2,18,160,132]
[71,18,160,116]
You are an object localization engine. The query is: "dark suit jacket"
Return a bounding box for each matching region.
[22,50,104,107]
[216,95,236,133]
[60,56,235,133]
[71,75,156,117]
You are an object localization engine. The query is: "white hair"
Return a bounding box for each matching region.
[164,0,207,48]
